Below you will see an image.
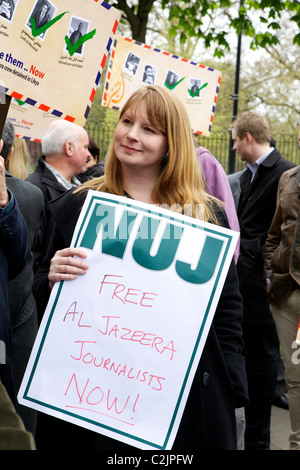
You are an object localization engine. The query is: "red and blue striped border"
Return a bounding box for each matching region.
[107,37,221,135]
[2,1,119,141]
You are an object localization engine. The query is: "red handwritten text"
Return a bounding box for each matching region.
[99,274,158,307]
[65,372,140,424]
[63,302,91,327]
[98,315,176,361]
[70,340,165,391]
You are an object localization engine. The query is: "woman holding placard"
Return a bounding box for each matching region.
[33,85,248,450]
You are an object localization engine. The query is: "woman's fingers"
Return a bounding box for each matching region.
[48,247,89,288]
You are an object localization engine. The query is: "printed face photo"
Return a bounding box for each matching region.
[123,52,141,76]
[0,0,17,23]
[65,17,89,55]
[26,0,57,39]
[164,70,179,89]
[189,78,202,98]
[142,64,157,84]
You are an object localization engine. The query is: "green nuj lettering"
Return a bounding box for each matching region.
[80,203,137,258]
[132,217,183,271]
[175,236,224,284]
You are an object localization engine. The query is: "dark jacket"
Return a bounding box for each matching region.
[33,189,248,450]
[237,149,295,324]
[77,161,105,183]
[26,156,67,204]
[26,156,74,268]
[6,171,44,433]
[264,166,300,307]
[0,198,27,403]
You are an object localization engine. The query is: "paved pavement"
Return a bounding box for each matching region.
[270,404,290,450]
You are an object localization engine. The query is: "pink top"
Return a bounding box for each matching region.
[196,147,240,263]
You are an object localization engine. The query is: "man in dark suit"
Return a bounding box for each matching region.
[26,119,90,204]
[30,1,51,30]
[26,119,90,285]
[0,139,28,405]
[69,22,83,54]
[2,120,44,435]
[232,112,295,450]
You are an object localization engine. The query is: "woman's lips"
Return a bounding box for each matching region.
[122,145,141,153]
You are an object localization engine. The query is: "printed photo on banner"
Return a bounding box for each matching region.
[123,51,141,76]
[0,0,121,128]
[0,0,17,23]
[189,78,202,98]
[26,0,57,39]
[164,69,179,90]
[141,64,157,84]
[65,16,90,56]
[102,35,222,136]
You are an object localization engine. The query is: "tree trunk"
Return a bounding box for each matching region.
[115,0,156,42]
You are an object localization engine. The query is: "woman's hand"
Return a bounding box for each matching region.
[48,247,89,290]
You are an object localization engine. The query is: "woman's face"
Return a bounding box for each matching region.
[114,100,168,175]
[86,154,97,168]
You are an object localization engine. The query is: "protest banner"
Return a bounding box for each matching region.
[7,97,58,141]
[0,0,120,136]
[0,87,11,136]
[102,35,222,136]
[18,191,239,450]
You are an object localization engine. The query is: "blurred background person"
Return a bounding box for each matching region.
[77,136,104,182]
[5,138,30,180]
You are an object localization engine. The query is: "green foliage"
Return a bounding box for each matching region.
[161,0,300,57]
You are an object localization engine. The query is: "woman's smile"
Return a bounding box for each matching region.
[121,144,142,154]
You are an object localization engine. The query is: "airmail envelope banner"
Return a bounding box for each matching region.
[0,0,120,127]
[7,97,59,141]
[102,35,222,136]
[18,191,238,450]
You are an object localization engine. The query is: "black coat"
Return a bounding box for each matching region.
[0,198,27,403]
[33,189,248,450]
[237,149,295,324]
[6,172,45,433]
[26,156,68,204]
[26,156,74,268]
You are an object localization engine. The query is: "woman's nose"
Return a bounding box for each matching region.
[127,125,139,141]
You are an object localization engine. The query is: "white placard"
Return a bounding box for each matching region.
[18,191,238,450]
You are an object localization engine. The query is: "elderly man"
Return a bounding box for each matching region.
[27,119,90,204]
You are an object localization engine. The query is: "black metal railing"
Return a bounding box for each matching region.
[27,122,299,174]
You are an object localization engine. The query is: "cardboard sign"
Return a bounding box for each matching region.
[0,0,120,129]
[18,191,238,450]
[7,97,58,141]
[102,35,222,136]
[0,90,11,136]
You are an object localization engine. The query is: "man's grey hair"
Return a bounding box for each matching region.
[42,120,82,156]
[1,119,15,162]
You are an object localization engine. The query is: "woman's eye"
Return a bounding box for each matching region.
[144,126,155,133]
[123,118,132,125]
